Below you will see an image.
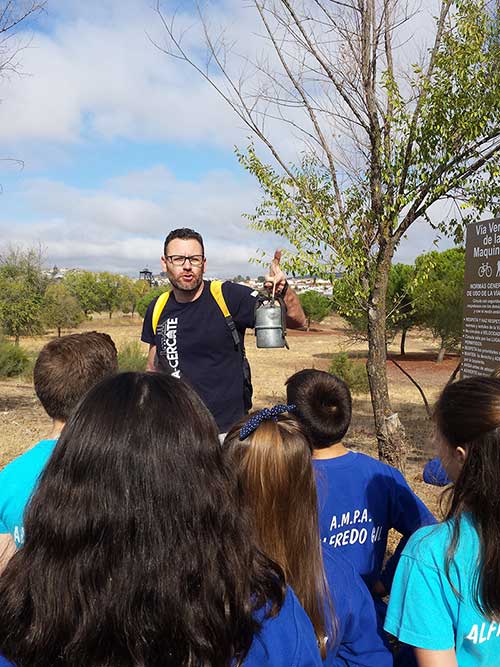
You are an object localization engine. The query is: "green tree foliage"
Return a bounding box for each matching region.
[97,272,128,319]
[0,279,45,344]
[0,248,47,292]
[136,287,170,319]
[387,264,419,356]
[120,278,151,316]
[333,264,418,355]
[64,271,102,316]
[413,247,465,362]
[0,248,47,344]
[298,290,332,330]
[43,283,85,337]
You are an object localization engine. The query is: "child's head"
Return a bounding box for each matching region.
[433,376,500,484]
[33,332,118,423]
[0,372,284,666]
[224,406,332,657]
[285,369,352,448]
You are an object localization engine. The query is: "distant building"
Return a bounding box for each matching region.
[139,268,153,286]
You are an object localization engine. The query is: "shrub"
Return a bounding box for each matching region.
[136,287,169,319]
[118,342,148,372]
[0,340,30,378]
[329,351,369,394]
[20,353,37,383]
[298,290,332,330]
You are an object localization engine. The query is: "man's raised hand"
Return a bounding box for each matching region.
[264,249,287,295]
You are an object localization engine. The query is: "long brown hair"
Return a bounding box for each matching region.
[224,413,334,658]
[0,373,285,667]
[434,376,500,619]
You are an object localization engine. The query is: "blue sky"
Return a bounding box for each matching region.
[0,0,453,278]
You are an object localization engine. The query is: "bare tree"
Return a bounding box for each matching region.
[0,1,47,169]
[154,0,500,469]
[0,1,46,74]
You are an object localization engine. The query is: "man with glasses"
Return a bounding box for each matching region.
[141,228,306,434]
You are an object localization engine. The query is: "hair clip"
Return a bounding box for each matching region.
[239,404,296,440]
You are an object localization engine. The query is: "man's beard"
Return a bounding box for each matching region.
[169,273,204,294]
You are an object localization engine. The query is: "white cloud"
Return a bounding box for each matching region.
[0,0,270,153]
[0,0,338,164]
[3,165,459,278]
[2,165,284,276]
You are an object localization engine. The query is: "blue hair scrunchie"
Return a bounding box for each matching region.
[239,404,296,440]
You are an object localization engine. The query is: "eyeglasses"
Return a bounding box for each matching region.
[166,255,204,267]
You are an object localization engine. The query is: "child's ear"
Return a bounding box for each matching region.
[455,446,467,466]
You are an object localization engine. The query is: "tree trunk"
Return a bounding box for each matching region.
[400,328,407,356]
[109,311,112,319]
[14,335,19,346]
[57,327,61,337]
[366,248,407,471]
[437,345,446,363]
[307,316,311,331]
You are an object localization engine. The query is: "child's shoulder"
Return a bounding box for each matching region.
[0,439,57,480]
[403,515,477,565]
[313,450,401,482]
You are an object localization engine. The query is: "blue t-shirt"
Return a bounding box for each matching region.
[313,451,435,590]
[0,587,322,667]
[245,587,322,666]
[0,439,57,547]
[322,547,392,666]
[423,457,452,486]
[385,514,500,666]
[141,280,257,432]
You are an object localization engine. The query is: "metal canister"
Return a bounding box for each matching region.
[254,296,289,348]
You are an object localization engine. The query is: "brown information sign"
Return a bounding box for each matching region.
[462,218,500,378]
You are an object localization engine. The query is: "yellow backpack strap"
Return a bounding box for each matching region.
[210,280,240,349]
[152,291,171,335]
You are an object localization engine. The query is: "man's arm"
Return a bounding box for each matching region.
[0,533,15,574]
[282,285,306,329]
[265,250,306,329]
[146,344,156,371]
[414,648,457,667]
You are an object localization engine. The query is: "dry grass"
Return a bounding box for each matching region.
[1,312,449,526]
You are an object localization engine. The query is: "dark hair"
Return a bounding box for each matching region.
[164,228,205,256]
[0,372,285,667]
[224,414,334,659]
[286,369,352,447]
[33,331,118,422]
[434,376,500,619]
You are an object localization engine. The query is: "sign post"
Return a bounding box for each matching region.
[462,218,500,378]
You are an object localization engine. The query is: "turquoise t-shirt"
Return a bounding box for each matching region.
[385,514,500,666]
[0,439,57,547]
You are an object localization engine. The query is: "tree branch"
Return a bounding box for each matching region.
[397,0,453,197]
[390,357,432,417]
[153,1,301,185]
[254,0,346,222]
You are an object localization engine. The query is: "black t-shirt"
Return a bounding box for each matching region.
[141,280,257,432]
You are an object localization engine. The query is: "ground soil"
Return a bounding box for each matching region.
[1,313,454,553]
